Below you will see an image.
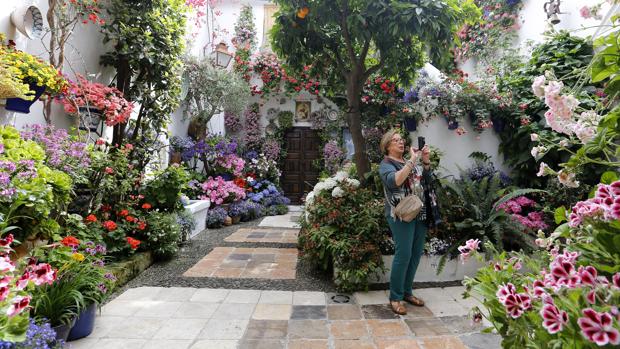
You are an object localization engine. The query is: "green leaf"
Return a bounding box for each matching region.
[600,171,619,184]
[554,206,567,224]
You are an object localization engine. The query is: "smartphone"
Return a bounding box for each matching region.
[417,136,426,150]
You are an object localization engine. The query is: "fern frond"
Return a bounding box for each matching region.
[493,189,547,210]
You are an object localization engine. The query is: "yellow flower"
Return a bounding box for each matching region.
[72,253,85,262]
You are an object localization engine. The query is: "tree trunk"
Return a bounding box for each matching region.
[345,72,371,180]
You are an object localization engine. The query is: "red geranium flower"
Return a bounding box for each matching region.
[60,236,80,247]
[118,209,129,217]
[137,221,147,230]
[85,214,97,223]
[125,215,136,223]
[141,203,152,210]
[102,220,117,231]
[126,237,141,250]
[104,167,114,175]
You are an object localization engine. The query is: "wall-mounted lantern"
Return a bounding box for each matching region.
[544,0,562,25]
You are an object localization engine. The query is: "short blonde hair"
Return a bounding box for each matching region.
[380,129,401,155]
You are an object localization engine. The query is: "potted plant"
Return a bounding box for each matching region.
[1,43,67,113]
[206,206,228,229]
[59,75,133,128]
[228,200,247,224]
[31,238,115,341]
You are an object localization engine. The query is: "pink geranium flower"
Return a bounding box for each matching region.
[457,239,480,263]
[6,296,30,317]
[0,256,15,273]
[29,263,56,286]
[578,266,597,286]
[613,273,620,289]
[578,308,620,346]
[540,296,568,334]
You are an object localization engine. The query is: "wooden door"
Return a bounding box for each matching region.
[281,127,321,204]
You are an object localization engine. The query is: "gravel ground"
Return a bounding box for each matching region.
[114,216,464,296]
[117,218,337,294]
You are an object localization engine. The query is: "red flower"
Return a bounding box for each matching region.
[612,272,620,289]
[125,216,136,223]
[141,203,152,210]
[102,220,117,231]
[6,296,30,317]
[0,234,13,247]
[137,221,147,230]
[578,308,620,346]
[233,178,246,189]
[95,138,106,145]
[60,236,80,247]
[101,204,112,212]
[85,214,97,223]
[104,167,114,175]
[126,237,141,250]
[118,209,129,217]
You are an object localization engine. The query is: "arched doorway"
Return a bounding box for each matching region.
[280,127,321,204]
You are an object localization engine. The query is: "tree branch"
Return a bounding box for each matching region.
[340,3,358,68]
[360,36,371,66]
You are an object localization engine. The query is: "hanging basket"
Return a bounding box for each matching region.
[403,117,417,132]
[492,116,506,133]
[5,83,45,113]
[187,118,206,140]
[448,120,459,130]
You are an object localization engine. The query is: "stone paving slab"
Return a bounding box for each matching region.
[183,247,298,279]
[225,227,299,244]
[259,213,301,229]
[69,286,500,349]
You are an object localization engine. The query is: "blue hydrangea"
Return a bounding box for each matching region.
[0,318,63,349]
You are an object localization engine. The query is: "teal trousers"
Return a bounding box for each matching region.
[386,216,428,301]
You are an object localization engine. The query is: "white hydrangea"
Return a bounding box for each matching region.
[331,186,345,198]
[305,191,315,206]
[344,178,360,188]
[323,178,337,190]
[334,171,349,181]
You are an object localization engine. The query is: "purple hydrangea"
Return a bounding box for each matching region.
[323,140,345,174]
[224,111,242,133]
[262,138,281,161]
[243,105,262,151]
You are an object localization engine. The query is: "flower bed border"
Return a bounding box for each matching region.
[106,251,154,292]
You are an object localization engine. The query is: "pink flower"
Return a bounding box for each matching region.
[104,167,114,175]
[578,266,598,286]
[457,239,480,263]
[14,271,30,291]
[532,279,547,298]
[532,75,546,97]
[578,308,620,346]
[586,290,596,304]
[503,292,532,319]
[580,6,591,18]
[550,255,579,288]
[540,297,568,334]
[6,296,30,317]
[29,263,56,286]
[0,286,8,302]
[95,138,106,145]
[0,256,15,272]
[613,273,620,289]
[0,234,13,247]
[496,283,517,304]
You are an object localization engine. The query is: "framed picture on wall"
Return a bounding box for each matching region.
[295,101,311,121]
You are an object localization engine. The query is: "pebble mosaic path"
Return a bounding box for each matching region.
[69,208,501,349]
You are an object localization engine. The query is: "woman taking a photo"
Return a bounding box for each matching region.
[379,129,435,315]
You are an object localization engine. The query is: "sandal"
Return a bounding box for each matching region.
[403,295,425,307]
[390,300,407,315]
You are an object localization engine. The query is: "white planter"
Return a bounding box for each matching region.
[184,199,210,239]
[372,255,484,283]
[334,254,484,285]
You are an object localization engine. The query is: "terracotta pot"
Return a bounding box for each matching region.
[223,216,232,226]
[12,236,48,259]
[231,215,241,224]
[170,151,182,165]
[187,118,206,140]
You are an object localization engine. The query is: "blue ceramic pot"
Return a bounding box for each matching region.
[53,317,76,342]
[215,173,233,181]
[5,83,46,114]
[448,120,459,130]
[67,303,97,341]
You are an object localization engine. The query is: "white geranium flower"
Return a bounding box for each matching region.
[530,133,539,141]
[331,186,345,198]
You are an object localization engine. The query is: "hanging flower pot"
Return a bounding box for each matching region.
[448,120,459,130]
[403,117,417,132]
[170,151,182,165]
[491,116,506,133]
[187,118,206,140]
[4,82,45,113]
